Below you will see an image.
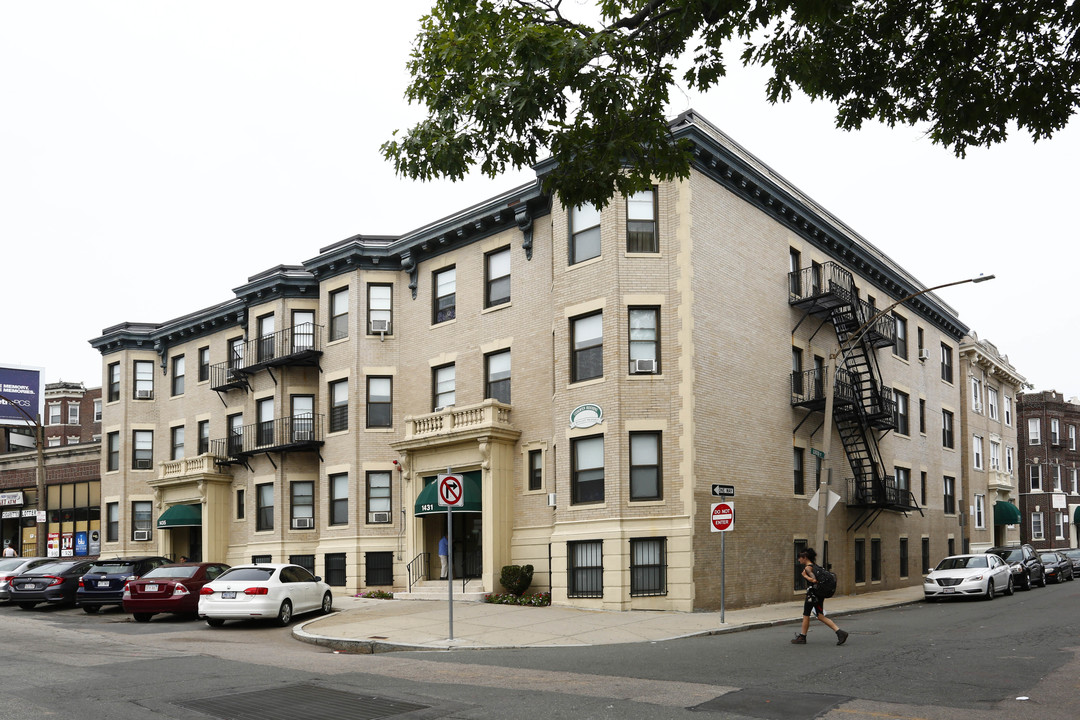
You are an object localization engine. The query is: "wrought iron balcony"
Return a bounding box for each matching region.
[210,363,248,392]
[210,414,324,462]
[209,323,323,391]
[855,300,896,348]
[790,368,857,410]
[846,475,921,512]
[788,262,854,312]
[865,386,898,430]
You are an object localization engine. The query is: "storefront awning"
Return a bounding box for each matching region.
[156,503,202,528]
[414,473,482,516]
[994,500,1022,526]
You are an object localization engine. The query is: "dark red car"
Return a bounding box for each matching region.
[122,562,230,622]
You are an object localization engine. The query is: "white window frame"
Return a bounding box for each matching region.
[989,440,1001,470]
[1031,511,1045,540]
[1054,511,1065,540]
[1006,445,1015,474]
[68,403,79,425]
[48,403,61,425]
[971,378,982,411]
[1052,464,1062,492]
[986,386,998,420]
[1004,396,1012,426]
[1070,425,1077,451]
[974,494,985,529]
[972,435,983,470]
[1051,418,1060,445]
[570,203,602,264]
[1030,464,1042,491]
[1071,467,1078,494]
[1028,417,1041,445]
[93,399,102,422]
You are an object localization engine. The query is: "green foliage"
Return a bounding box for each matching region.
[499,564,534,595]
[383,0,1080,209]
[355,590,394,599]
[485,592,551,606]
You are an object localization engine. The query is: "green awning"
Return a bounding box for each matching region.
[993,500,1022,526]
[156,503,202,528]
[415,472,482,516]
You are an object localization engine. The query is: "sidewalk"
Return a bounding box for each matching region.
[294,585,925,653]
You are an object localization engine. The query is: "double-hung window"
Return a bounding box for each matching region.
[793,447,805,495]
[197,420,209,455]
[106,502,119,542]
[198,347,210,382]
[329,287,349,341]
[571,435,605,504]
[1029,465,1043,491]
[528,449,543,491]
[329,379,348,433]
[571,312,603,382]
[134,360,154,399]
[171,355,185,396]
[485,350,511,404]
[292,310,315,352]
[973,435,983,470]
[629,432,661,500]
[943,476,956,514]
[170,426,185,460]
[1028,418,1041,445]
[629,307,659,373]
[68,403,79,425]
[971,378,982,411]
[257,314,275,362]
[1004,396,1012,425]
[1032,512,1045,540]
[132,501,152,540]
[942,410,954,448]
[626,188,658,252]
[987,386,999,420]
[256,483,274,531]
[1050,418,1060,445]
[989,440,1001,470]
[106,432,120,472]
[132,430,153,469]
[366,471,391,523]
[329,473,348,526]
[974,494,986,529]
[367,283,392,335]
[894,391,910,436]
[291,482,314,528]
[892,314,907,360]
[570,203,601,264]
[107,362,120,402]
[433,365,455,411]
[485,247,511,307]
[940,344,953,382]
[433,267,456,323]
[367,376,392,427]
[1070,425,1077,450]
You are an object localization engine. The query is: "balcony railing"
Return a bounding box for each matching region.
[855,300,896,348]
[159,454,222,480]
[401,399,513,441]
[209,323,323,391]
[210,414,324,460]
[788,262,854,310]
[790,368,857,410]
[866,386,898,430]
[847,476,921,511]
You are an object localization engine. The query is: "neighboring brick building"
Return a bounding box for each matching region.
[90,111,986,610]
[1016,391,1080,549]
[43,381,102,447]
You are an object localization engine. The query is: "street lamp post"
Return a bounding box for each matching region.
[814,274,996,553]
[0,391,47,557]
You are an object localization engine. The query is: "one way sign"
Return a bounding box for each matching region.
[711,484,735,497]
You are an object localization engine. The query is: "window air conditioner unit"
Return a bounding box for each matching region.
[135,459,152,470]
[918,349,930,361]
[293,430,314,442]
[133,530,151,541]
[369,511,390,523]
[547,492,557,507]
[291,517,314,529]
[973,402,982,413]
[370,319,390,334]
[630,358,657,374]
[135,390,153,399]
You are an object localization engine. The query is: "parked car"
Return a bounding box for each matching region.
[1039,551,1074,583]
[1057,548,1080,575]
[8,559,96,609]
[76,556,172,613]
[924,554,1013,601]
[0,557,52,602]
[122,562,230,622]
[198,563,333,627]
[985,545,1046,590]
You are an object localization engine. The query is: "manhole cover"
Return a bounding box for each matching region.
[178,684,429,720]
[690,688,848,720]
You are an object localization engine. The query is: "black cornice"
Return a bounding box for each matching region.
[89,299,247,357]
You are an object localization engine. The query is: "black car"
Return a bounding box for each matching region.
[985,545,1046,590]
[1039,551,1074,583]
[1058,548,1080,575]
[9,560,96,609]
[76,556,171,613]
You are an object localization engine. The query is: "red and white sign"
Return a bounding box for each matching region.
[437,474,464,507]
[711,502,734,532]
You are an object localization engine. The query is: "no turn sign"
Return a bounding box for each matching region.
[711,502,734,532]
[437,474,464,507]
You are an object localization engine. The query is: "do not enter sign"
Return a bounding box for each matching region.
[711,502,734,532]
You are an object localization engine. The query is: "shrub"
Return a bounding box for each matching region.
[499,564,534,595]
[484,592,550,607]
[355,590,394,599]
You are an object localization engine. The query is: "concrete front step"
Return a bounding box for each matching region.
[397,580,487,602]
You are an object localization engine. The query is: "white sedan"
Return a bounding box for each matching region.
[198,563,333,626]
[924,553,1013,601]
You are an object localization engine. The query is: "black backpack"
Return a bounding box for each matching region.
[814,565,837,598]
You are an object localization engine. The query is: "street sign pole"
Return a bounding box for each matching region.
[720,531,725,624]
[446,467,454,641]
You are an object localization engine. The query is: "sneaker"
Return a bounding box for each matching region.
[791,634,807,644]
[836,629,849,646]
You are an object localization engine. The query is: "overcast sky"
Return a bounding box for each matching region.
[2,2,1077,400]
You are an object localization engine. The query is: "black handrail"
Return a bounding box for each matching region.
[407,552,429,592]
[210,414,324,459]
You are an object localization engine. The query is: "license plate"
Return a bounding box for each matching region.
[221,591,236,599]
[25,584,37,590]
[943,588,956,594]
[145,584,158,592]
[97,581,110,588]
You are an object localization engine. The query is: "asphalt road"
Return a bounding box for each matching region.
[2,579,1079,720]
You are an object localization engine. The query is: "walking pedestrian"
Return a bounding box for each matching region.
[2,540,16,558]
[438,534,448,579]
[791,548,848,645]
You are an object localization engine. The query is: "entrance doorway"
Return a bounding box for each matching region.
[416,472,482,580]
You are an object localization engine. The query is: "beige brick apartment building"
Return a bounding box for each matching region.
[90,111,991,610]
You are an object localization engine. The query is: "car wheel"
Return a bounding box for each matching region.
[83,605,99,613]
[1004,576,1014,596]
[984,580,994,600]
[206,617,225,628]
[133,613,153,623]
[1058,571,1066,584]
[320,592,333,615]
[18,602,36,610]
[1038,571,1048,587]
[1021,573,1032,590]
[275,599,293,627]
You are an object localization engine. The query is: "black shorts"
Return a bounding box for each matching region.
[803,594,824,617]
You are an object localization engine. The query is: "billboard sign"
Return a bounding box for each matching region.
[0,365,43,427]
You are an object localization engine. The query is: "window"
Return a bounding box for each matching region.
[899,538,909,578]
[943,476,956,514]
[1071,468,1078,494]
[1032,511,1045,540]
[256,397,274,446]
[257,314,275,362]
[791,346,804,395]
[1029,464,1043,491]
[256,483,274,531]
[228,413,243,456]
[1052,465,1062,492]
[916,327,924,355]
[629,537,666,596]
[67,403,79,425]
[132,429,153,469]
[292,310,315,352]
[948,537,955,556]
[367,283,392,334]
[485,247,511,307]
[627,188,658,253]
[571,312,603,382]
[920,471,927,506]
[1028,417,1041,445]
[1055,511,1066,539]
[93,398,102,422]
[485,350,511,404]
[366,551,394,586]
[1051,418,1060,444]
[567,540,603,598]
[974,494,986,529]
[291,395,313,442]
[942,410,954,448]
[198,346,210,382]
[871,538,882,582]
[228,337,245,370]
[432,364,455,411]
[106,432,119,471]
[811,260,823,294]
[290,482,314,527]
[366,376,392,427]
[919,398,926,434]
[571,435,605,504]
[973,435,983,470]
[570,203,601,264]
[1004,396,1013,426]
[108,362,120,402]
[971,378,982,411]
[793,447,805,495]
[134,360,153,399]
[171,355,185,396]
[170,426,185,461]
[894,467,910,496]
[894,391,910,435]
[1006,445,1015,474]
[1071,425,1077,450]
[629,307,659,373]
[990,440,1001,470]
[793,539,809,590]
[940,344,953,383]
[921,537,931,574]
[325,553,347,586]
[366,471,391,522]
[251,555,272,564]
[854,539,866,584]
[329,473,348,526]
[132,501,152,540]
[433,266,456,323]
[789,248,802,295]
[48,403,61,425]
[892,314,907,359]
[329,287,349,341]
[629,432,661,500]
[329,379,348,433]
[987,386,999,420]
[197,420,209,455]
[289,555,316,576]
[528,449,543,491]
[236,488,245,520]
[106,502,119,543]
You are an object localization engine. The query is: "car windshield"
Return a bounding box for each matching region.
[25,562,78,575]
[937,556,987,570]
[142,566,198,579]
[1040,553,1059,563]
[87,563,136,574]
[1062,549,1080,559]
[991,549,1023,563]
[216,567,275,582]
[0,558,26,572]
